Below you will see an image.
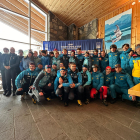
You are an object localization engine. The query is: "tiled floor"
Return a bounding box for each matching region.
[0,92,140,140]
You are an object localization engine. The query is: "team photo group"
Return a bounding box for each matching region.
[0,43,140,107]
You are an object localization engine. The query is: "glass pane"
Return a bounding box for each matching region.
[0,9,29,43]
[0,39,30,56]
[0,0,29,17]
[31,3,46,32]
[31,30,45,45]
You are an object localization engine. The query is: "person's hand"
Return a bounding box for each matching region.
[106,86,109,88]
[59,77,63,84]
[5,66,9,69]
[70,83,75,88]
[29,85,33,90]
[58,84,63,88]
[99,58,102,60]
[129,95,136,101]
[96,90,98,94]
[48,83,51,87]
[39,92,44,96]
[17,88,23,91]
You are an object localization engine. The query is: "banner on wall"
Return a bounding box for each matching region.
[43,39,103,55]
[105,9,132,50]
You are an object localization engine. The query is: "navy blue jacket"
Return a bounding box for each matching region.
[60,54,69,69]
[3,53,18,69]
[77,54,84,71]
[41,55,50,69]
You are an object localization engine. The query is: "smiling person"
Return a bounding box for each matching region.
[90,64,108,106]
[33,65,56,103]
[54,67,73,106]
[120,44,132,75]
[109,64,135,104]
[15,63,38,99]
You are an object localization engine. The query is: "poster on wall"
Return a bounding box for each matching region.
[105,9,132,50]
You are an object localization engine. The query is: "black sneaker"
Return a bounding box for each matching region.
[102,99,108,106]
[6,91,11,97]
[85,99,90,105]
[110,98,116,104]
[3,90,7,96]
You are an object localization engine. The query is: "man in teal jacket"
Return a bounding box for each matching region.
[108,44,121,70]
[81,65,91,104]
[99,50,109,72]
[15,63,38,99]
[110,64,135,104]
[54,67,73,106]
[90,64,108,106]
[120,44,132,75]
[91,49,100,67]
[33,65,56,103]
[69,62,83,106]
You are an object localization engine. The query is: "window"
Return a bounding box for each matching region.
[0,0,47,52]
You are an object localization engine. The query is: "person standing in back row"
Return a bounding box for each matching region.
[4,47,18,96]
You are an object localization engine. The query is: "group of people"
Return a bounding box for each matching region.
[0,43,140,107]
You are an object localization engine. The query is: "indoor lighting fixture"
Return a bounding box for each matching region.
[132,1,135,5]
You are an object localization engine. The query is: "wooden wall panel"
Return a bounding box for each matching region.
[98,1,140,50]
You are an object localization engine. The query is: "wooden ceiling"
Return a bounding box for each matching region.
[32,0,134,27]
[0,0,46,43]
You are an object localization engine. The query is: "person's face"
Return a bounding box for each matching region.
[82,67,87,73]
[39,51,42,55]
[34,51,38,57]
[4,48,9,53]
[71,64,76,72]
[38,64,43,69]
[29,65,35,71]
[115,67,122,73]
[93,67,98,72]
[136,48,140,55]
[54,52,59,58]
[106,68,111,75]
[101,51,106,57]
[77,50,81,55]
[50,53,54,57]
[68,64,71,68]
[42,52,46,56]
[85,53,89,57]
[93,51,98,56]
[60,70,66,76]
[123,45,129,52]
[52,65,57,69]
[19,51,23,56]
[111,48,116,52]
[129,51,134,56]
[28,52,32,57]
[10,47,15,53]
[60,63,64,67]
[45,68,51,73]
[71,52,75,57]
[63,50,67,55]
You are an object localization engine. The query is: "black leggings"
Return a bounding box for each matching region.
[83,85,91,100]
[41,84,54,98]
[69,85,84,100]
[56,87,70,103]
[16,83,30,95]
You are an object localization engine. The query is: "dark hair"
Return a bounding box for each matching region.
[3,47,9,51]
[49,51,54,55]
[122,43,129,48]
[85,51,89,55]
[110,44,117,49]
[77,48,81,51]
[41,50,46,54]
